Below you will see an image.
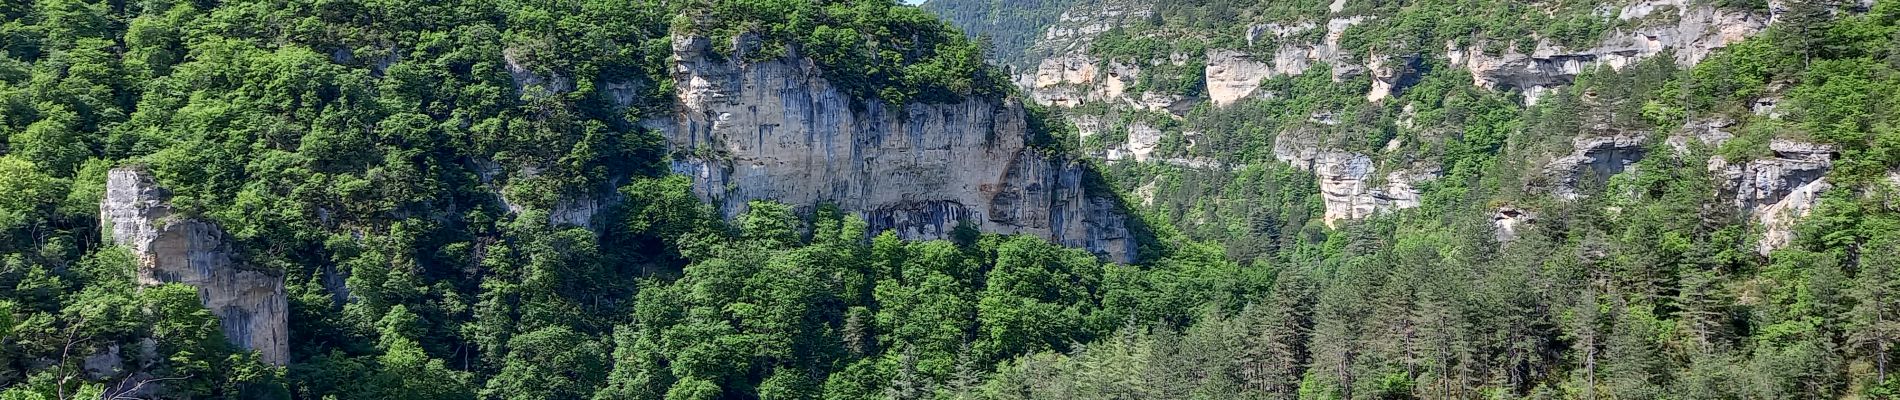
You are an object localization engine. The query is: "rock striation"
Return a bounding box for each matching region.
[1710,140,1835,254]
[102,168,288,365]
[1448,2,1768,104]
[1545,134,1650,199]
[662,36,1137,262]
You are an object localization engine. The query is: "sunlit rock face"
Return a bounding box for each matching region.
[1273,131,1435,227]
[1545,134,1650,200]
[1003,0,1775,229]
[103,167,288,365]
[1448,1,1767,104]
[662,36,1136,262]
[1710,140,1835,255]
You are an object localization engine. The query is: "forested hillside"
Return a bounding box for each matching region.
[918,0,1078,68]
[936,0,1900,397]
[5,0,1900,399]
[0,0,1196,398]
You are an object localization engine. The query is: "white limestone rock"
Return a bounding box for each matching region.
[664,35,1137,262]
[102,168,288,366]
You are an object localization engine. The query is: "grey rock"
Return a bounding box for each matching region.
[664,36,1136,262]
[1546,134,1649,199]
[102,168,288,365]
[1493,207,1535,243]
[1709,140,1835,254]
[1449,3,1767,103]
[82,345,122,380]
[1667,118,1737,154]
[1274,133,1435,226]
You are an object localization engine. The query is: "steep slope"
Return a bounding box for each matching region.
[0,1,1162,398]
[920,0,1080,68]
[951,0,1839,250]
[7,0,1900,399]
[933,0,1900,398]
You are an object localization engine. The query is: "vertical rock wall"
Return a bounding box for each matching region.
[663,36,1137,262]
[102,168,289,365]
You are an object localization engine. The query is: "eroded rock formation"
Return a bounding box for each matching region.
[1545,134,1650,199]
[1711,140,1835,254]
[1205,50,1271,107]
[1493,207,1535,243]
[1449,1,1768,104]
[1009,0,1775,229]
[662,36,1137,262]
[1274,132,1436,227]
[102,168,288,365]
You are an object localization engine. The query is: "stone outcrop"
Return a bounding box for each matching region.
[1365,54,1421,102]
[1010,0,1774,228]
[503,48,573,94]
[1449,2,1768,104]
[102,168,288,365]
[1274,132,1436,227]
[1206,50,1273,106]
[1205,16,1375,106]
[1667,118,1739,154]
[1549,121,1832,254]
[663,36,1137,262]
[1035,1,1153,56]
[1103,123,1163,162]
[1493,207,1535,243]
[477,161,620,228]
[1545,134,1649,199]
[1710,140,1835,254]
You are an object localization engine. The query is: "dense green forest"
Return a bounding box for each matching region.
[928,0,1900,399]
[6,0,1900,399]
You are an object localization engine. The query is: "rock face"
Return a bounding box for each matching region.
[1274,133,1435,227]
[1205,50,1272,107]
[1710,140,1835,254]
[1008,0,1773,228]
[1204,16,1373,106]
[102,168,288,365]
[1449,2,1768,104]
[1493,207,1535,243]
[664,36,1137,262]
[1545,134,1649,199]
[1365,55,1421,102]
[1104,123,1163,162]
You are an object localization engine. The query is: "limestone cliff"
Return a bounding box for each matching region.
[1448,1,1768,104]
[1711,140,1835,255]
[1003,0,1774,229]
[102,168,289,365]
[661,36,1137,263]
[1274,129,1435,227]
[1544,134,1650,200]
[1531,120,1835,254]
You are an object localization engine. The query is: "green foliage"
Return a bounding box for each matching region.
[919,0,1078,68]
[683,0,1011,106]
[5,0,1900,398]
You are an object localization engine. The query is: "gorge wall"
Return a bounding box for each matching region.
[967,0,1837,250]
[658,36,1138,263]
